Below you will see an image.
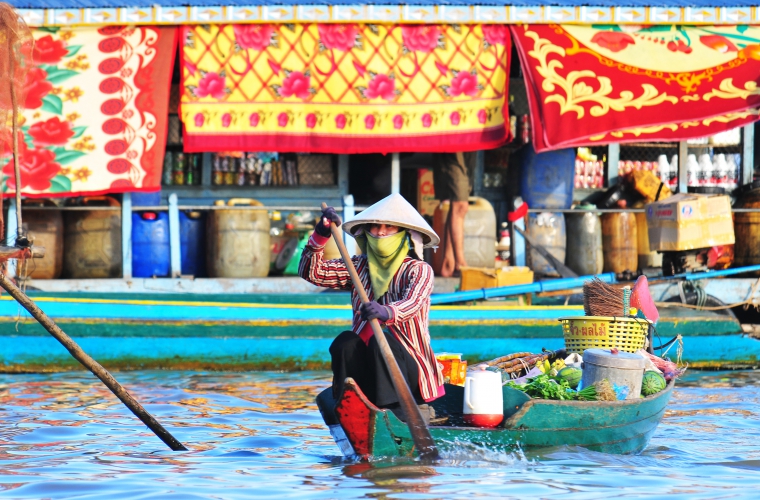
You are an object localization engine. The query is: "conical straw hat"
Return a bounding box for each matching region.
[343,193,440,248]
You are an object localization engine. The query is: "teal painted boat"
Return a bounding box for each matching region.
[316,377,675,459]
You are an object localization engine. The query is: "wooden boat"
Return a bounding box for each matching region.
[317,377,675,458]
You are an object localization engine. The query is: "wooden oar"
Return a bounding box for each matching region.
[0,272,188,451]
[321,203,439,461]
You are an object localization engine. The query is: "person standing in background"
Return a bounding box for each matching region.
[432,152,475,277]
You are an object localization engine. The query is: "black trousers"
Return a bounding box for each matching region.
[329,330,423,408]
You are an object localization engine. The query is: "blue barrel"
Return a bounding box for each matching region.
[132,211,170,278]
[131,191,162,207]
[519,147,575,209]
[180,211,206,277]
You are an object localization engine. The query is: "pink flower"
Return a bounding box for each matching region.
[422,113,432,128]
[450,111,461,126]
[249,113,260,127]
[393,114,403,130]
[700,35,739,53]
[233,24,275,50]
[318,24,358,51]
[448,71,479,97]
[365,114,376,130]
[478,109,487,124]
[222,113,232,128]
[335,114,347,129]
[195,72,227,99]
[279,71,312,100]
[194,113,204,127]
[482,25,509,47]
[365,74,396,101]
[306,113,317,129]
[590,31,635,52]
[402,25,441,53]
[278,112,289,127]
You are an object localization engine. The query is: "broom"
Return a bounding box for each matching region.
[583,277,632,316]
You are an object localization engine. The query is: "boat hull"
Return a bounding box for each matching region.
[0,291,754,371]
[316,378,675,459]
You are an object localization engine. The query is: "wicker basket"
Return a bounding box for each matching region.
[559,316,651,354]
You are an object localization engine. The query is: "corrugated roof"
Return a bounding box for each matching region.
[6,0,759,8]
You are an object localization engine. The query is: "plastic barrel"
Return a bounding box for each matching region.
[131,191,162,207]
[22,200,64,279]
[207,198,271,278]
[518,147,575,209]
[565,209,603,276]
[432,196,497,272]
[526,212,566,277]
[132,211,170,278]
[180,211,206,277]
[63,196,122,279]
[601,212,638,274]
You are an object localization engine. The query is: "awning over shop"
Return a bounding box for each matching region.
[511,24,760,152]
[8,2,760,29]
[180,23,510,153]
[2,25,176,197]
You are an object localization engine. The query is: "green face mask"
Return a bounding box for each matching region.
[357,230,409,298]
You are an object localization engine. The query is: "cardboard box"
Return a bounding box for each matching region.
[417,168,438,217]
[459,266,534,291]
[645,193,734,251]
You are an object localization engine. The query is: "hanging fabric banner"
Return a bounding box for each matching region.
[511,24,760,151]
[0,25,176,197]
[180,24,510,153]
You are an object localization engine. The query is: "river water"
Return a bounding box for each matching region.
[0,369,758,499]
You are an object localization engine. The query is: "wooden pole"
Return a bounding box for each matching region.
[321,203,439,460]
[0,272,188,451]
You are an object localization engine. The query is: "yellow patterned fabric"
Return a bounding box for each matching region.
[180,23,510,153]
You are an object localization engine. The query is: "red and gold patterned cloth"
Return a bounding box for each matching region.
[0,25,176,197]
[180,23,510,153]
[511,24,760,151]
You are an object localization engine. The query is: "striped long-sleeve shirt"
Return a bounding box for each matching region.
[298,232,444,402]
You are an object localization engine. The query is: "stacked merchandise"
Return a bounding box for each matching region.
[618,155,678,192]
[575,148,604,189]
[211,152,299,186]
[162,152,203,186]
[684,153,740,191]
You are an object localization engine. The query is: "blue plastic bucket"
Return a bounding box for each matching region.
[180,211,206,277]
[132,211,170,278]
[519,147,575,209]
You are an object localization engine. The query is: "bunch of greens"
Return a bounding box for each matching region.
[506,374,597,401]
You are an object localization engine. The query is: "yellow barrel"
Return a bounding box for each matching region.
[635,212,662,269]
[734,184,760,267]
[432,196,497,273]
[207,198,271,278]
[21,199,63,279]
[601,212,638,274]
[63,196,122,279]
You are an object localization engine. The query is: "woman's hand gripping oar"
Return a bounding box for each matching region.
[321,203,439,461]
[0,272,187,451]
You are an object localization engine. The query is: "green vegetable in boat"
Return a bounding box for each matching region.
[556,366,582,389]
[505,374,597,401]
[641,371,667,396]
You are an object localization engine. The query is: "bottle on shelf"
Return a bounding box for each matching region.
[212,154,223,186]
[698,154,713,187]
[727,154,739,191]
[162,151,174,186]
[714,154,728,190]
[669,155,678,189]
[686,154,699,187]
[496,222,511,265]
[508,95,517,141]
[185,154,195,186]
[657,154,669,185]
[173,152,185,186]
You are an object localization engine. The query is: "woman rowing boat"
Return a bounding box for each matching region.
[298,194,444,423]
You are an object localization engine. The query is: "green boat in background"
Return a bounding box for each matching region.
[317,378,675,458]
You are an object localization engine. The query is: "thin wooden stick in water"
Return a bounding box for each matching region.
[0,272,188,451]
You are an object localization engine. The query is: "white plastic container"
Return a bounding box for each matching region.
[463,365,503,428]
[581,348,646,400]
